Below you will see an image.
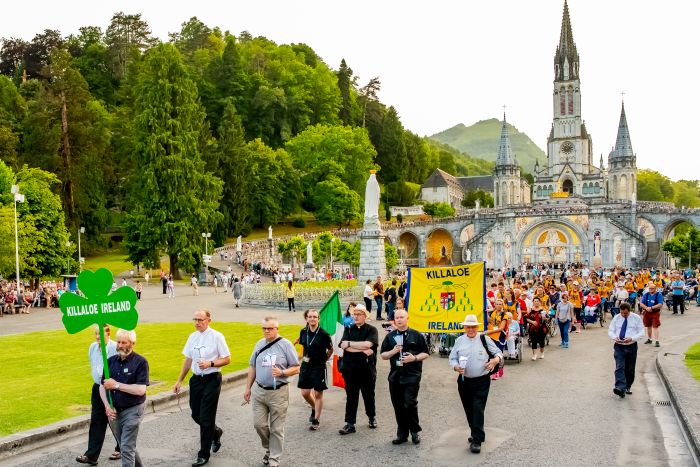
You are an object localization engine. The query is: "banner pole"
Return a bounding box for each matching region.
[97,311,114,408]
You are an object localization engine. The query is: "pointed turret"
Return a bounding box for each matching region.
[554,0,579,80]
[496,113,516,167]
[612,101,634,159]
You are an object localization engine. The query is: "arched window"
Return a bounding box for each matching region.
[560,89,566,115]
[620,174,628,199]
[594,183,600,194]
[582,183,589,194]
[510,182,515,204]
[563,179,574,194]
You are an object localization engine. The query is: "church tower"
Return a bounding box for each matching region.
[607,101,637,201]
[494,114,530,206]
[547,0,594,179]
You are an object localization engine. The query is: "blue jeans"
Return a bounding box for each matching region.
[374,297,383,319]
[558,320,570,346]
[386,302,395,321]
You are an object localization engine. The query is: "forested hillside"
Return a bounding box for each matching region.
[430,118,546,171]
[0,14,466,271]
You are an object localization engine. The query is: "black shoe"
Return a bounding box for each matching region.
[192,458,209,467]
[368,417,377,429]
[309,409,316,423]
[392,437,409,445]
[468,437,473,443]
[309,419,320,431]
[212,427,223,453]
[339,424,356,435]
[411,432,421,444]
[75,456,98,466]
[469,442,481,454]
[644,339,653,344]
[613,388,625,398]
[625,388,632,395]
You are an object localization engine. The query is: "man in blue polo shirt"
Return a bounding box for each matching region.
[670,272,685,315]
[100,329,150,467]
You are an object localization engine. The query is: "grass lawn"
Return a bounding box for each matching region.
[0,322,301,436]
[686,341,700,382]
[82,249,169,278]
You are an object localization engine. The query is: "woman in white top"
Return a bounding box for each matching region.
[363,279,373,314]
[556,293,575,348]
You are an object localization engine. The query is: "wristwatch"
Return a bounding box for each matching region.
[210,361,215,368]
[115,383,120,391]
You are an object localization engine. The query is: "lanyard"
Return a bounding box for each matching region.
[305,327,319,352]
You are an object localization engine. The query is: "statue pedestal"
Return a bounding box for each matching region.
[358,222,387,283]
[304,264,315,279]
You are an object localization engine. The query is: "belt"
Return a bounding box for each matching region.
[192,371,221,378]
[257,382,287,390]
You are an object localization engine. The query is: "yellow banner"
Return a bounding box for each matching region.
[406,262,486,333]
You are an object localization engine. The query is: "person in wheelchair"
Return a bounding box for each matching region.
[505,312,520,358]
[583,287,602,328]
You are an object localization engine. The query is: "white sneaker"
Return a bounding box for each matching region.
[531,355,538,361]
[539,353,545,359]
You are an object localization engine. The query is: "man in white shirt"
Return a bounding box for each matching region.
[448,315,503,454]
[174,309,231,467]
[607,302,645,398]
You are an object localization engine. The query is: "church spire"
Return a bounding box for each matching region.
[612,101,634,159]
[554,0,579,81]
[496,113,516,167]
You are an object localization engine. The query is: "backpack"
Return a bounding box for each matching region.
[480,334,504,376]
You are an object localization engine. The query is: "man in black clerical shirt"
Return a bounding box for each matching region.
[297,309,333,430]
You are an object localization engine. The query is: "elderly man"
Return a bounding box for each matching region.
[448,315,503,454]
[243,317,300,467]
[338,304,378,435]
[76,325,120,466]
[100,330,149,467]
[639,282,664,348]
[174,309,231,467]
[380,309,429,445]
[608,302,645,397]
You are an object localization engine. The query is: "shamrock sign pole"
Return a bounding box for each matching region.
[59,268,139,406]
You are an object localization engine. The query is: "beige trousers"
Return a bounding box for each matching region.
[252,383,289,466]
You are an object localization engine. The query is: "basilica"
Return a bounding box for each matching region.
[394,1,699,270]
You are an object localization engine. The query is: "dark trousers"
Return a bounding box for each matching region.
[672,295,685,314]
[162,279,167,294]
[389,381,421,437]
[363,297,372,313]
[613,343,637,391]
[85,383,119,460]
[343,371,376,424]
[374,297,383,318]
[189,372,223,460]
[287,297,295,311]
[457,375,491,444]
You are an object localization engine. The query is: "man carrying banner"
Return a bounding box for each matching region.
[380,309,429,445]
[174,309,231,467]
[338,304,378,435]
[100,329,149,467]
[448,315,503,454]
[76,325,120,466]
[296,309,333,431]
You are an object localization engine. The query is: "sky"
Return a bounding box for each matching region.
[1,0,696,180]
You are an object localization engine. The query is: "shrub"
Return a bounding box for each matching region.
[292,217,306,228]
[397,213,404,223]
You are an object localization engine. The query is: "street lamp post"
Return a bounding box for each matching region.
[78,226,85,272]
[11,185,24,290]
[201,232,211,263]
[66,241,72,275]
[268,226,273,266]
[330,237,335,277]
[688,231,692,269]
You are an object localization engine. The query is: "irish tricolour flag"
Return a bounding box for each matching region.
[319,290,345,388]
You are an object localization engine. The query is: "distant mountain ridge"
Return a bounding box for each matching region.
[430,118,546,173]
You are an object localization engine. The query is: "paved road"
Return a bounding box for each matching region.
[3,289,700,466]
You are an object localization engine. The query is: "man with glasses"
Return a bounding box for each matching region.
[296,309,333,431]
[243,317,299,467]
[174,309,231,467]
[338,304,378,435]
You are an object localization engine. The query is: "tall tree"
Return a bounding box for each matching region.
[105,12,158,79]
[360,77,380,128]
[123,44,222,276]
[376,106,406,183]
[336,59,355,125]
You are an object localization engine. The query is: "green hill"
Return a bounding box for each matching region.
[424,139,494,177]
[430,118,545,172]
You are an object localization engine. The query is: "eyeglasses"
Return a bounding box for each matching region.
[193,318,208,322]
[351,313,365,316]
[262,327,278,331]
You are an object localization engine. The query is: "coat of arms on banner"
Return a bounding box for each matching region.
[440,291,455,310]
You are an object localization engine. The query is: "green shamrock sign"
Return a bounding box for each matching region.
[59,268,139,405]
[60,268,139,333]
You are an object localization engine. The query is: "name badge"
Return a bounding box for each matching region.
[123,368,129,373]
[302,356,310,363]
[262,355,272,367]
